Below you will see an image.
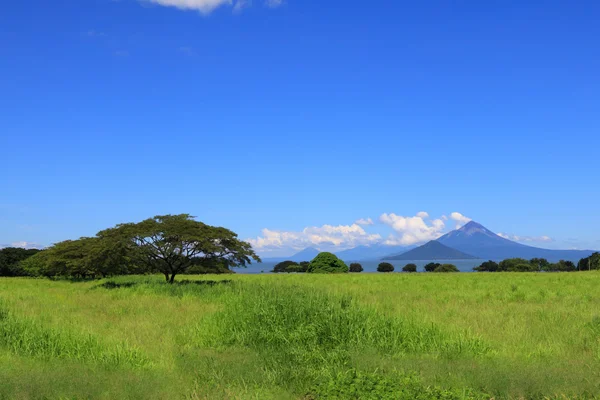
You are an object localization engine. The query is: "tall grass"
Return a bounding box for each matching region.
[1,273,599,399]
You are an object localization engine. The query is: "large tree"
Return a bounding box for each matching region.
[99,214,260,283]
[307,252,348,273]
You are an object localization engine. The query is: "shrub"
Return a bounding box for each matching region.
[307,252,349,273]
[473,260,499,272]
[272,261,299,273]
[424,262,441,272]
[433,264,459,273]
[349,263,363,273]
[402,263,417,273]
[377,262,394,273]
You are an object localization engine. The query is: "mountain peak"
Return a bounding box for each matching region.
[456,221,494,236]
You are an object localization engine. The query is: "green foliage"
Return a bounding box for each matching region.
[433,264,459,273]
[546,260,577,272]
[402,263,417,273]
[0,247,41,277]
[499,258,537,272]
[307,252,349,273]
[272,260,298,273]
[99,214,260,282]
[578,252,600,271]
[377,262,394,273]
[310,369,487,399]
[286,262,310,273]
[473,260,499,272]
[349,263,364,273]
[423,262,441,272]
[530,258,550,271]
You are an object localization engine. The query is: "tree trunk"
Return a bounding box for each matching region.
[169,273,176,284]
[164,272,170,282]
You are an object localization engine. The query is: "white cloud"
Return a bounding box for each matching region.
[355,218,374,226]
[450,212,471,228]
[0,241,44,250]
[143,0,232,14]
[265,0,282,7]
[142,0,279,14]
[233,0,251,12]
[379,212,447,245]
[247,223,381,253]
[497,233,554,243]
[416,211,429,218]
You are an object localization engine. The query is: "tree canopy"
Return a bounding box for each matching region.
[349,263,364,273]
[433,264,459,273]
[307,252,348,273]
[424,262,441,272]
[473,260,499,272]
[99,214,260,282]
[402,263,417,273]
[377,262,394,273]
[0,247,42,277]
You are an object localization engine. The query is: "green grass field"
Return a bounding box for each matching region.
[1,272,600,399]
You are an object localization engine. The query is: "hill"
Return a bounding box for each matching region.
[384,240,477,260]
[437,221,594,262]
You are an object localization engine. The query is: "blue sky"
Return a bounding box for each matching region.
[1,0,599,256]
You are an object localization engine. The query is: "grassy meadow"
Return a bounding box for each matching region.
[1,272,600,399]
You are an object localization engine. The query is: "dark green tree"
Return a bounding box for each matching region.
[349,263,364,273]
[99,214,260,283]
[402,263,417,273]
[546,260,577,272]
[473,260,499,272]
[578,253,600,271]
[307,252,348,273]
[499,258,536,272]
[0,247,42,276]
[424,262,441,272]
[433,264,459,273]
[272,260,299,273]
[530,258,550,272]
[377,262,394,273]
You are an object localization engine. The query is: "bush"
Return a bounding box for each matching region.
[499,258,534,272]
[546,260,577,272]
[349,263,363,273]
[433,264,459,273]
[377,262,394,273]
[402,263,417,273]
[307,252,348,273]
[272,261,299,273]
[473,260,499,272]
[424,262,441,272]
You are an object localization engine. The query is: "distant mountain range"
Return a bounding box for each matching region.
[435,221,594,262]
[385,240,477,260]
[261,221,596,264]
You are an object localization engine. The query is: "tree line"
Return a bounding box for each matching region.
[473,254,600,272]
[0,214,260,283]
[272,260,460,273]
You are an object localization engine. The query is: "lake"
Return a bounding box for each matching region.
[235,259,486,274]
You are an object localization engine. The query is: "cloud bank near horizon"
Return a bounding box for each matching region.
[141,0,283,14]
[247,211,477,255]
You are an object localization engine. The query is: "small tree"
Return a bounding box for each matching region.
[424,262,441,272]
[402,263,417,273]
[473,260,499,272]
[349,263,364,273]
[530,258,550,271]
[273,260,298,273]
[377,262,394,273]
[307,252,349,273]
[433,264,459,273]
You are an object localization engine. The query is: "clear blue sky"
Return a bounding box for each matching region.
[1,0,599,256]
